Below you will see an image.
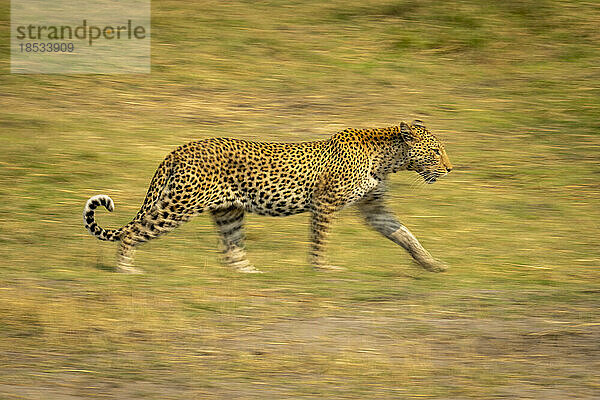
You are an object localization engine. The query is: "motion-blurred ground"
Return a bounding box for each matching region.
[1,1,599,398]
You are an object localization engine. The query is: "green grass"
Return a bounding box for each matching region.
[1,0,600,398]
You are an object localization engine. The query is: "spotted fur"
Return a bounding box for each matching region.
[83,120,452,273]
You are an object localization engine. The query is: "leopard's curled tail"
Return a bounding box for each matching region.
[83,153,177,242]
[83,195,123,241]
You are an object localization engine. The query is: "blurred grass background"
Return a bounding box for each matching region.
[1,0,599,398]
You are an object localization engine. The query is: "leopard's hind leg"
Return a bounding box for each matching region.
[211,206,261,273]
[116,182,198,273]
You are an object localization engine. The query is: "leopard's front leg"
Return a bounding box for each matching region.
[357,196,448,272]
[309,205,345,271]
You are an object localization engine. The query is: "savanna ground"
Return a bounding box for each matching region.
[1,0,600,398]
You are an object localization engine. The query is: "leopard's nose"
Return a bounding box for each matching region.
[446,167,452,173]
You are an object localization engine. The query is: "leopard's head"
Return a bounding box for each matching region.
[400,120,452,183]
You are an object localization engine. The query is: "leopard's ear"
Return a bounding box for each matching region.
[411,119,425,128]
[400,121,420,145]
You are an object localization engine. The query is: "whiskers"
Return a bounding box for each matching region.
[407,173,429,190]
[405,168,449,191]
[421,171,438,184]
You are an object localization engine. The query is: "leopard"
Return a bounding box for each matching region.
[83,120,452,274]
